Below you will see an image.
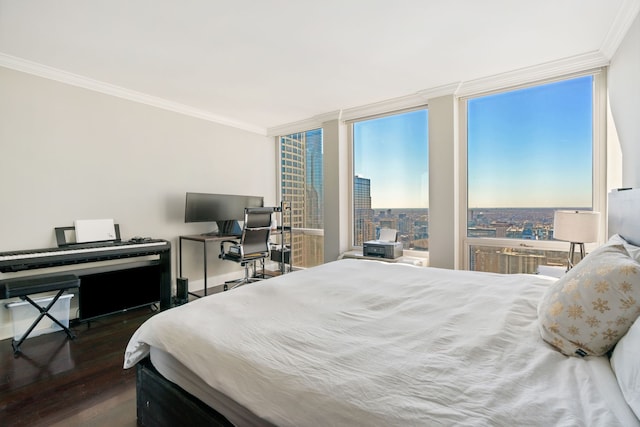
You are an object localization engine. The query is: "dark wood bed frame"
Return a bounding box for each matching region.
[134,188,640,426]
[136,357,233,426]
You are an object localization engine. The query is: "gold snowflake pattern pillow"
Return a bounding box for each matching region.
[538,244,640,357]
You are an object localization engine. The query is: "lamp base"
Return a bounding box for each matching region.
[566,242,586,271]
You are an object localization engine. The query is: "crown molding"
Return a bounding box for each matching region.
[600,0,640,59]
[339,92,428,123]
[314,110,343,123]
[455,51,609,98]
[416,82,463,101]
[0,53,267,136]
[267,91,431,135]
[267,117,322,137]
[266,110,344,137]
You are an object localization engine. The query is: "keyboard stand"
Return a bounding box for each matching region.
[1,273,80,355]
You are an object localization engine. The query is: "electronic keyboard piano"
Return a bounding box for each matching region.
[0,239,172,319]
[0,239,170,272]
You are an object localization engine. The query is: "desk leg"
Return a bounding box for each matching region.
[203,241,208,296]
[179,237,183,278]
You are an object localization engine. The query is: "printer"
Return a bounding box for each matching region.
[363,228,403,259]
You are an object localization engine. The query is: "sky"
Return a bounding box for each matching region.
[467,75,593,208]
[354,109,429,209]
[353,75,593,209]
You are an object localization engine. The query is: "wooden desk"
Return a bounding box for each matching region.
[179,234,240,297]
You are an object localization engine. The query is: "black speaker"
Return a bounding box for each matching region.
[176,277,188,304]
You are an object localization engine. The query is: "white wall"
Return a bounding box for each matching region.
[0,67,275,339]
[608,13,640,188]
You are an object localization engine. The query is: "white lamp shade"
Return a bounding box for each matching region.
[553,210,600,243]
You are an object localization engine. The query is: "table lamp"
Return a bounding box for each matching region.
[553,210,600,271]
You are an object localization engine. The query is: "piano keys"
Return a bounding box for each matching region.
[0,239,170,272]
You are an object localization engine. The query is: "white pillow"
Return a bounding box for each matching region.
[611,316,640,419]
[608,234,640,262]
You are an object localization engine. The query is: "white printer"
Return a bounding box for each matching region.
[363,228,403,259]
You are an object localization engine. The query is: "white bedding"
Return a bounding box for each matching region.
[125,259,639,426]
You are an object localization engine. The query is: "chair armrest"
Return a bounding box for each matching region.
[219,239,240,256]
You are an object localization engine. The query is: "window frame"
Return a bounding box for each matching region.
[458,70,608,270]
[347,106,430,260]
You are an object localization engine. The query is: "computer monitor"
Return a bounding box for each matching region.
[184,192,264,236]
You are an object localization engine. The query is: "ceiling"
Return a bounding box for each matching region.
[0,1,638,135]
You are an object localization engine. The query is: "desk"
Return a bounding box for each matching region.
[179,234,240,297]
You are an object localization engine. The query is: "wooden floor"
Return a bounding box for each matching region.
[0,307,156,426]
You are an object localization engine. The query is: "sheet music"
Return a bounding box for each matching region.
[74,219,116,243]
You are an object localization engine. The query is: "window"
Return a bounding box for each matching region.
[464,74,603,273]
[279,129,324,268]
[352,109,429,252]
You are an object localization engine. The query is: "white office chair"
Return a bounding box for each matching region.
[219,207,274,290]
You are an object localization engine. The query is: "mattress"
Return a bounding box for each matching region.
[149,346,272,426]
[125,259,640,426]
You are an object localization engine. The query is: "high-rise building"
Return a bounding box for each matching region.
[305,129,323,229]
[280,130,324,268]
[354,176,374,245]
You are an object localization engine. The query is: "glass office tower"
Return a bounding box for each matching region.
[353,175,375,246]
[280,129,324,268]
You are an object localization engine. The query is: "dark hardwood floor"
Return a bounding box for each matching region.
[0,306,156,426]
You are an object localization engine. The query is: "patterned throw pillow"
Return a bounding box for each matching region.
[538,244,640,357]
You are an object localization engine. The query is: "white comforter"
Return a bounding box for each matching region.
[125,259,637,426]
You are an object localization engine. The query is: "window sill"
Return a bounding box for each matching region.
[339,250,428,267]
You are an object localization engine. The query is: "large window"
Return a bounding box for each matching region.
[352,109,429,252]
[465,74,602,273]
[279,129,324,268]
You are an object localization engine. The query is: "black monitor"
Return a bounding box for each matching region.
[184,192,264,236]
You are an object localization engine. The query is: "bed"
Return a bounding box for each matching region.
[124,189,640,426]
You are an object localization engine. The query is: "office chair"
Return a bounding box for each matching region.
[219,207,274,290]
